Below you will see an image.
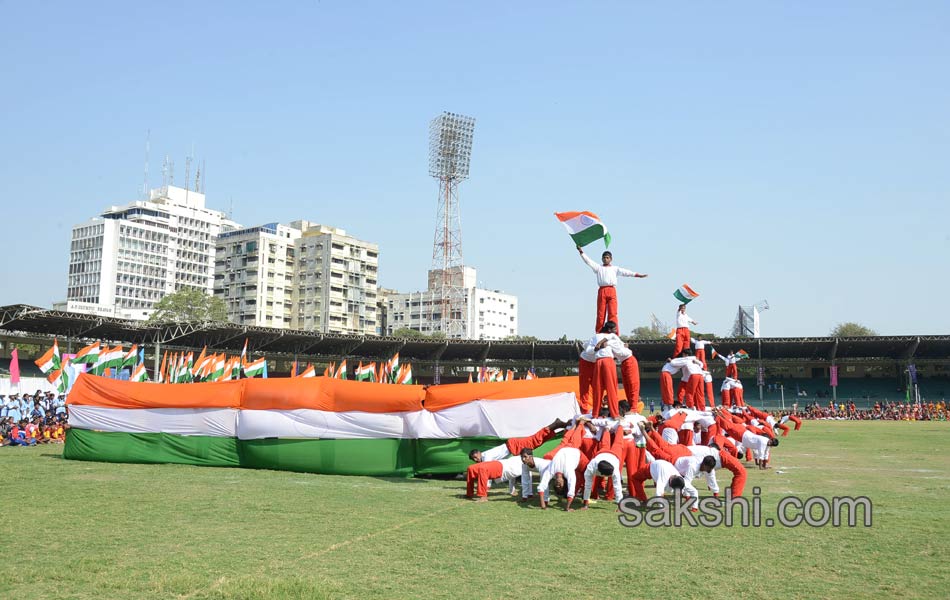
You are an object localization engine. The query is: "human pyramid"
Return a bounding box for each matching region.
[465,243,803,511]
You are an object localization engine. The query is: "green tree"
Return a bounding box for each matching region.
[629,325,666,340]
[392,327,446,340]
[830,322,878,337]
[504,335,540,342]
[146,288,228,324]
[557,334,569,343]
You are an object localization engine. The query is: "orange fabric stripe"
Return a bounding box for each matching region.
[423,377,579,411]
[68,373,243,408]
[555,210,598,222]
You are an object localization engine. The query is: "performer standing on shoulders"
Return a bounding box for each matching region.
[577,246,647,333]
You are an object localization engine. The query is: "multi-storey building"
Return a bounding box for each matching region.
[60,185,236,320]
[290,222,379,335]
[386,266,518,340]
[213,223,301,327]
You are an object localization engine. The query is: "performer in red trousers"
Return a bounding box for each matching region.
[577,246,647,333]
[581,426,627,508]
[673,304,698,357]
[537,421,591,510]
[579,321,630,416]
[691,337,712,369]
[469,419,566,463]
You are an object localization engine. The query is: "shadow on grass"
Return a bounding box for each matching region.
[41,452,65,459]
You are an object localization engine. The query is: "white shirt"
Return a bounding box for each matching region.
[583,452,624,503]
[662,356,700,376]
[672,456,706,498]
[721,378,737,391]
[691,338,712,350]
[684,360,705,376]
[675,311,696,328]
[480,443,510,463]
[537,447,581,499]
[580,333,631,362]
[679,452,720,494]
[520,457,551,498]
[649,460,682,497]
[498,456,525,482]
[580,252,640,287]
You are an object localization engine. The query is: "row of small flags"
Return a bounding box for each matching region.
[289,353,414,384]
[32,340,538,387]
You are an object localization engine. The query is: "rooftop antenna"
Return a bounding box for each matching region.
[184,147,193,203]
[194,160,202,195]
[142,130,150,199]
[228,196,234,220]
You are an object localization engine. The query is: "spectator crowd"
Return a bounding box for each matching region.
[1,390,69,446]
[800,400,949,421]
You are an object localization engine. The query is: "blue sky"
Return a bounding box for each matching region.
[1,1,948,338]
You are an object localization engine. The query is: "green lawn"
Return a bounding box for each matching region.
[2,422,949,599]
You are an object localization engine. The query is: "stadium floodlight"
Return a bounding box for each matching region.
[429,112,476,339]
[429,112,476,180]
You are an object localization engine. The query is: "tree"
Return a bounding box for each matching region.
[504,335,540,342]
[557,334,569,343]
[391,327,446,340]
[831,322,878,337]
[629,326,666,340]
[146,288,228,324]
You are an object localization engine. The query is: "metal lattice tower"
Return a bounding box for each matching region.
[731,300,770,337]
[428,112,475,338]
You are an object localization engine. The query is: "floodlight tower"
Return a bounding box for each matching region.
[731,300,770,338]
[428,112,476,338]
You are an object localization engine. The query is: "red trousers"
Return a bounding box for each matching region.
[578,358,595,413]
[506,426,555,455]
[630,464,655,502]
[466,461,503,497]
[733,386,745,407]
[677,380,687,404]
[721,388,733,408]
[673,327,691,356]
[624,444,646,497]
[593,357,619,417]
[719,451,747,497]
[789,415,803,430]
[660,371,675,406]
[684,374,703,409]
[776,423,790,437]
[646,430,691,463]
[591,430,626,500]
[619,356,640,405]
[705,381,715,409]
[596,286,618,332]
[695,348,707,370]
[726,363,738,379]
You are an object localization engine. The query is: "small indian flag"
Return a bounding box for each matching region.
[673,284,699,304]
[299,364,317,378]
[395,363,413,385]
[735,349,750,360]
[71,341,100,365]
[35,339,61,374]
[666,328,676,340]
[243,357,268,378]
[555,211,611,248]
[356,362,375,382]
[335,359,348,380]
[131,363,150,382]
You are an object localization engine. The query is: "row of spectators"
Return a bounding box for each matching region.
[1,391,69,446]
[800,400,949,421]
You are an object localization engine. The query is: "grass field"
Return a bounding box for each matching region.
[2,422,949,599]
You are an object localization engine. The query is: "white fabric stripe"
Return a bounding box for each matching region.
[69,392,581,440]
[560,214,600,234]
[68,406,238,437]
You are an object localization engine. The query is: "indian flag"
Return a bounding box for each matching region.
[94,345,125,375]
[71,341,100,365]
[122,345,139,369]
[388,353,400,383]
[299,364,317,378]
[524,369,536,381]
[243,357,268,378]
[131,363,150,382]
[673,284,699,304]
[735,349,750,360]
[63,374,582,478]
[356,362,375,382]
[395,363,413,385]
[554,211,611,248]
[48,368,69,393]
[336,360,348,380]
[666,328,676,340]
[35,339,61,374]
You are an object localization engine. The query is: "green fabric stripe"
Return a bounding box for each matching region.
[239,438,415,477]
[569,225,606,247]
[63,430,568,477]
[64,429,240,468]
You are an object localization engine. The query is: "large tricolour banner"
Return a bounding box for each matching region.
[64,374,581,476]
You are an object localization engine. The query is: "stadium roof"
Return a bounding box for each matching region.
[1,304,948,363]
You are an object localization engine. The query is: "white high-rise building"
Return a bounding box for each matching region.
[214,223,301,327]
[387,266,518,340]
[61,186,237,320]
[290,222,379,335]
